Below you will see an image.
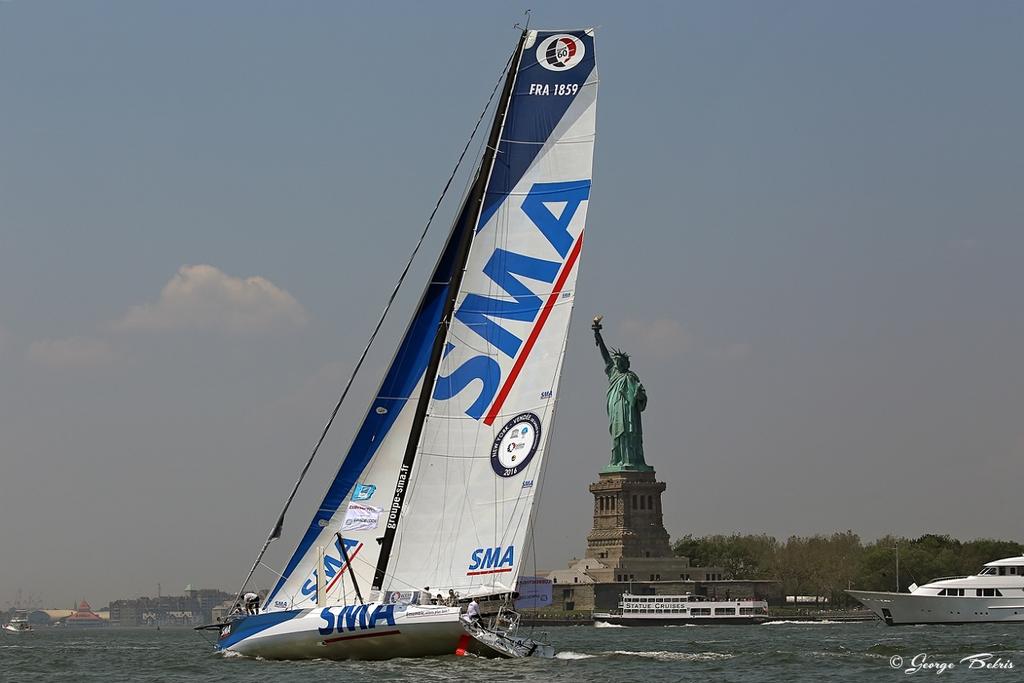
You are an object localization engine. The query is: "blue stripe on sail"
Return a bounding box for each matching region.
[476,30,596,232]
[265,207,471,607]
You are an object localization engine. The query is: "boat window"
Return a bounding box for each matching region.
[999,567,1007,576]
[691,608,711,616]
[739,607,757,615]
[715,608,736,615]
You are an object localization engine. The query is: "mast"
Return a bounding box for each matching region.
[371,30,528,591]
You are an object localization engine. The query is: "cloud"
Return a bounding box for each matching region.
[28,336,119,369]
[616,318,693,360]
[114,264,309,334]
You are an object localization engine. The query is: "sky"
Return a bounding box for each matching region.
[2,1,1023,609]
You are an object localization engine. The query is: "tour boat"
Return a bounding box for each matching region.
[847,556,1024,625]
[4,610,33,634]
[201,26,598,661]
[593,593,769,626]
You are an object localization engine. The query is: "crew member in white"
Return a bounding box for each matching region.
[466,598,481,624]
[243,592,260,615]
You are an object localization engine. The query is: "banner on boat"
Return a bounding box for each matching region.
[514,576,553,609]
[341,502,383,532]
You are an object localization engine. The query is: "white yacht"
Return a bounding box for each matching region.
[848,556,1024,625]
[4,610,33,634]
[593,593,769,626]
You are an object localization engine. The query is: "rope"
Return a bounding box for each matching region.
[233,48,519,611]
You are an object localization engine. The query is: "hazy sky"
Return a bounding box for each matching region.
[2,1,1022,609]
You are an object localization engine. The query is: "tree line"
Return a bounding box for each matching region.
[672,532,1023,608]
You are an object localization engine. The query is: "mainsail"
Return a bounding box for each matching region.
[262,29,597,612]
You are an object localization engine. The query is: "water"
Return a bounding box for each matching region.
[2,622,1022,682]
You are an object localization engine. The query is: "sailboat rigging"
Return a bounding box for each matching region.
[204,26,599,661]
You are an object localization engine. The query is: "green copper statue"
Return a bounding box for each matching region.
[592,315,651,472]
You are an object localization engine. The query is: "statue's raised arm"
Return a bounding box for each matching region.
[592,315,612,371]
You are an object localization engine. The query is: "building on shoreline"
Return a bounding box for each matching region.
[65,600,107,627]
[107,586,232,626]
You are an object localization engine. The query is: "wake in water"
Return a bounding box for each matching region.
[555,651,597,660]
[609,650,734,662]
[593,621,626,628]
[761,620,845,625]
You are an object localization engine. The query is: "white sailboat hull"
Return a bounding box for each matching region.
[219,604,466,660]
[217,603,547,660]
[848,590,1024,625]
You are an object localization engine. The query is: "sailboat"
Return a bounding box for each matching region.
[208,27,598,660]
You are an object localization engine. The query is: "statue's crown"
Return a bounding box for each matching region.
[611,347,630,360]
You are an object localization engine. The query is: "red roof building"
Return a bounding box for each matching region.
[65,600,107,627]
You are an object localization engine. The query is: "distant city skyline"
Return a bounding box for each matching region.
[3,1,1023,608]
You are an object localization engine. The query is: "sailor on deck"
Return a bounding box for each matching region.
[465,598,481,624]
[243,592,260,615]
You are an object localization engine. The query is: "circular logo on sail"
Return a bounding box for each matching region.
[490,412,541,477]
[536,34,585,71]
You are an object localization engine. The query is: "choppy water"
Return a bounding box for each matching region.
[3,621,1022,682]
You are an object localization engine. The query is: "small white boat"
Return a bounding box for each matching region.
[593,593,769,626]
[4,610,33,634]
[848,556,1024,625]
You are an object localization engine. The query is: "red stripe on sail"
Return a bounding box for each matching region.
[483,232,584,426]
[465,567,514,576]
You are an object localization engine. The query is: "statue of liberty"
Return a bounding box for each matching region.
[592,315,651,472]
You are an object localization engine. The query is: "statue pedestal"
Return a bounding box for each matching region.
[585,469,671,564]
